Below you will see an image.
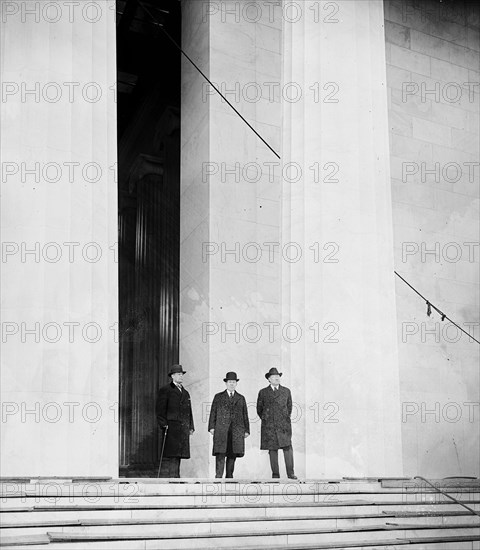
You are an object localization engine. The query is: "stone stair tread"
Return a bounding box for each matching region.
[381,478,480,488]
[204,534,480,549]
[2,509,477,528]
[3,478,478,488]
[2,499,479,513]
[7,500,373,512]
[0,535,49,547]
[2,533,480,550]
[2,480,479,550]
[5,488,479,499]
[0,478,111,483]
[45,522,480,541]
[390,509,479,517]
[199,535,480,549]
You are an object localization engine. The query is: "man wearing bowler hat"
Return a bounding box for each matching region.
[208,372,250,479]
[156,364,194,478]
[256,367,297,479]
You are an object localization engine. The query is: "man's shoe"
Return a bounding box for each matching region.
[272,474,280,479]
[288,475,298,480]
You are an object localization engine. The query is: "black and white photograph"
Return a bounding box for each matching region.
[1,0,479,548]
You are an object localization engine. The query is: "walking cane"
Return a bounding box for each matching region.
[157,425,168,478]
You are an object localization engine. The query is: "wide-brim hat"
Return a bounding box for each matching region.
[265,367,282,379]
[224,371,239,382]
[168,364,186,376]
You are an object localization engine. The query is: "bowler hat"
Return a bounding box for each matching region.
[223,371,239,382]
[168,364,186,376]
[265,367,282,379]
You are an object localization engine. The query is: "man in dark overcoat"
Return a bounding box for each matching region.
[156,364,194,478]
[256,367,297,479]
[208,372,250,478]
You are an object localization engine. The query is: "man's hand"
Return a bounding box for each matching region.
[244,432,250,438]
[189,429,195,436]
[209,429,214,435]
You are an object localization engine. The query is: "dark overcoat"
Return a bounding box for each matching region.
[256,385,292,450]
[208,390,250,457]
[156,382,194,459]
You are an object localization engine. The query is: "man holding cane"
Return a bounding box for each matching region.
[156,364,194,478]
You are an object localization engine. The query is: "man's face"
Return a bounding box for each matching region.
[226,380,237,391]
[172,372,184,384]
[269,375,280,386]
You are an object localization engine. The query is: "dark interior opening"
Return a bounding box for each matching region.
[116,0,182,477]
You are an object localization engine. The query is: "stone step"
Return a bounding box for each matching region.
[2,501,479,523]
[1,536,480,550]
[1,509,476,527]
[3,492,479,509]
[2,512,480,537]
[381,478,480,489]
[2,479,477,549]
[1,537,479,550]
[1,524,478,549]
[0,480,480,498]
[2,479,478,498]
[2,476,477,484]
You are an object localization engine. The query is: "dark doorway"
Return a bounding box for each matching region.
[116,0,181,477]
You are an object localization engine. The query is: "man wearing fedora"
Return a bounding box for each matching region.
[256,367,297,479]
[208,372,250,479]
[156,364,194,478]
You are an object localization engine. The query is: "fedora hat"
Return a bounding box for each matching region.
[224,371,239,382]
[168,364,186,376]
[265,367,282,379]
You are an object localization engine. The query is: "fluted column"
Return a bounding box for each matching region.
[0,1,118,476]
[281,0,403,477]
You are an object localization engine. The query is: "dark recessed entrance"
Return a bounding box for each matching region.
[116,0,182,477]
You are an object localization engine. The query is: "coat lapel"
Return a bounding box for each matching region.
[271,385,280,399]
[171,381,185,400]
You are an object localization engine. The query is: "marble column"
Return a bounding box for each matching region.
[180,0,402,478]
[281,0,403,477]
[180,0,283,478]
[0,1,118,476]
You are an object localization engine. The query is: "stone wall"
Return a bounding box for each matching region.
[385,0,480,476]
